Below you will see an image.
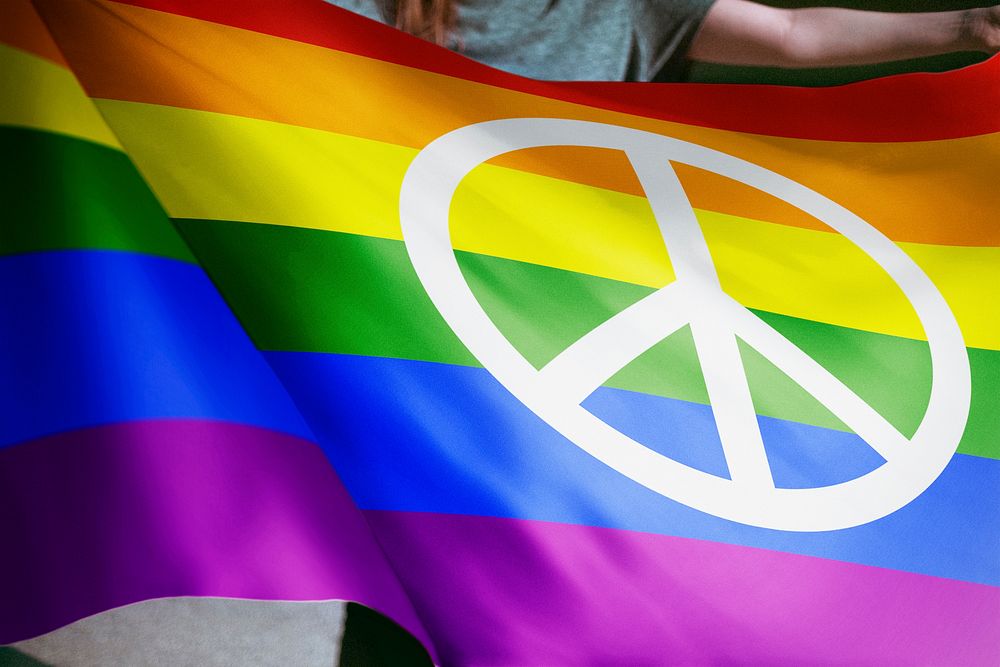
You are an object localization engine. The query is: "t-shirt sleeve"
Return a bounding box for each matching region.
[629,0,718,82]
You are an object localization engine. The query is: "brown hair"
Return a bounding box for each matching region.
[394,0,458,46]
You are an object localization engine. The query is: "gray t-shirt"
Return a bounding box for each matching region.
[329,0,717,81]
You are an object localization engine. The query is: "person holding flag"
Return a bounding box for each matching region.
[335,0,1000,81]
[3,1,999,665]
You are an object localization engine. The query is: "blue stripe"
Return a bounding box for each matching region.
[582,384,886,485]
[266,351,1000,587]
[0,251,311,446]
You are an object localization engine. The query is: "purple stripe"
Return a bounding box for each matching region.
[0,420,431,653]
[365,511,1000,666]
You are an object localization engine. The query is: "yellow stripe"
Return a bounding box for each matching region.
[97,100,1000,350]
[98,99,674,283]
[0,43,119,148]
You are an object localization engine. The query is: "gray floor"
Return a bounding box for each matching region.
[10,598,346,667]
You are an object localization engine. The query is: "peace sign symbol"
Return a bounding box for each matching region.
[399,118,971,531]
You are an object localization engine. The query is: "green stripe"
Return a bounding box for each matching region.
[0,126,193,261]
[176,219,999,461]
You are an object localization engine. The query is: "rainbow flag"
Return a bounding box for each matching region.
[4,0,1000,663]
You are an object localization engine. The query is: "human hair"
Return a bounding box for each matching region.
[394,0,458,46]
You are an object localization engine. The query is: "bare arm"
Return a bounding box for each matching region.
[689,0,1000,68]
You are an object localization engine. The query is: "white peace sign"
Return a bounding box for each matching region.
[399,118,971,531]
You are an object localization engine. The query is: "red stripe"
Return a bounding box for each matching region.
[111,0,1000,142]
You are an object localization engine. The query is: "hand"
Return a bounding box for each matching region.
[966,6,1000,54]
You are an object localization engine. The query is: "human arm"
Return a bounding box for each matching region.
[688,0,1000,68]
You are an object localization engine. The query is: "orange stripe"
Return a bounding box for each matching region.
[38,0,1000,247]
[0,0,68,66]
